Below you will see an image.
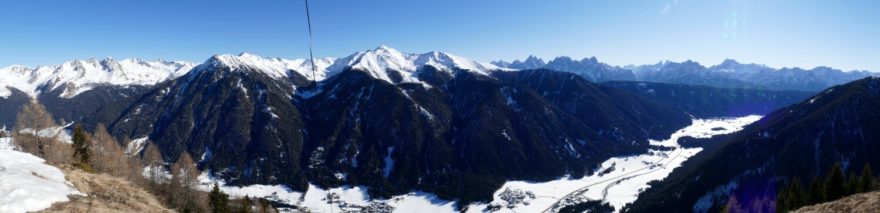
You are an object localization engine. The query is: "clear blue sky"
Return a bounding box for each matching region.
[1,0,878,71]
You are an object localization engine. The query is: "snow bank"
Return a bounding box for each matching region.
[197,173,304,205]
[0,137,82,213]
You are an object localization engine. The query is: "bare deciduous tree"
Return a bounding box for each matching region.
[91,124,131,177]
[169,152,207,212]
[142,143,165,184]
[12,101,72,165]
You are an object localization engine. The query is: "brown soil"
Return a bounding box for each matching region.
[793,191,880,213]
[37,166,175,213]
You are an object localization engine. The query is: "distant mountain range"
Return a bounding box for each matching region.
[0,46,845,206]
[494,57,878,92]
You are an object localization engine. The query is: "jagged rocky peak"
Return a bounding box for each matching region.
[508,55,546,69]
[490,60,511,68]
[719,58,741,66]
[549,55,575,63]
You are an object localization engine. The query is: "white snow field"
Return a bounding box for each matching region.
[0,137,82,213]
[198,173,456,213]
[199,115,760,213]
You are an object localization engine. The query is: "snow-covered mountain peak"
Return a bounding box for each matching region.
[203,53,294,79]
[347,46,418,75]
[415,51,499,74]
[200,53,335,81]
[328,45,500,85]
[0,58,195,98]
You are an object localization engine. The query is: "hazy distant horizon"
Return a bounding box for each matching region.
[1,0,878,71]
[2,47,877,73]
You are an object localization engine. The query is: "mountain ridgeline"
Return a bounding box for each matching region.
[493,57,878,92]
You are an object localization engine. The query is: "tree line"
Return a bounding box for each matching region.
[776,162,876,212]
[9,101,278,213]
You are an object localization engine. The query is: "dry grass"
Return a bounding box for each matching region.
[794,190,880,213]
[38,165,175,213]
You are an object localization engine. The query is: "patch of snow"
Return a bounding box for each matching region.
[0,137,83,213]
[125,136,149,156]
[236,78,249,98]
[334,173,347,181]
[198,173,303,206]
[808,96,819,104]
[383,147,396,178]
[265,106,280,119]
[0,137,13,150]
[142,166,172,184]
[16,123,74,144]
[200,147,212,163]
[418,106,434,121]
[502,130,512,141]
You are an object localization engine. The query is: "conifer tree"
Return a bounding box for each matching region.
[859,164,875,193]
[241,195,252,213]
[823,162,846,201]
[789,178,806,210]
[71,124,92,171]
[777,178,807,213]
[808,177,824,204]
[846,171,859,195]
[209,182,231,213]
[776,183,791,213]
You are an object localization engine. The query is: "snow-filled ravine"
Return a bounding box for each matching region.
[200,115,762,213]
[0,137,83,213]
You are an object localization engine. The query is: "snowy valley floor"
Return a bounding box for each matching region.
[200,115,763,213]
